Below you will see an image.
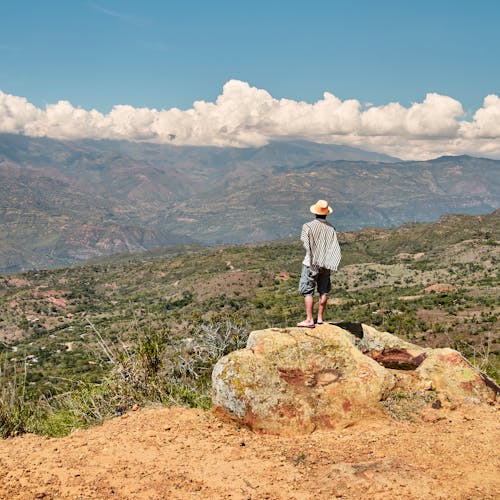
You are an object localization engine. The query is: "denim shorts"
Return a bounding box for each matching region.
[298,265,331,296]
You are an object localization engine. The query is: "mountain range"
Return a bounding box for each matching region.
[0,132,499,272]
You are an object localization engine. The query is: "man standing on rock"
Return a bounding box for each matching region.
[297,199,341,328]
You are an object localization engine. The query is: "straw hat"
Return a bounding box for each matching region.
[310,199,333,215]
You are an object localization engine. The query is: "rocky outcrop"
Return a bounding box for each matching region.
[212,323,498,435]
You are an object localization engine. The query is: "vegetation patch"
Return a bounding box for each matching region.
[1,211,498,436]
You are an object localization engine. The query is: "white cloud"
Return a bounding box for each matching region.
[1,81,500,160]
[459,94,500,139]
[89,3,146,26]
[0,92,42,133]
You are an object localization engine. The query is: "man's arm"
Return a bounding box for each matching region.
[300,223,311,252]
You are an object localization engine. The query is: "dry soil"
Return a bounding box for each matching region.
[0,403,498,499]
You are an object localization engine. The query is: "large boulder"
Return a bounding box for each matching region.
[212,323,498,434]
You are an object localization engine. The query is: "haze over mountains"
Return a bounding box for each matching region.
[1,132,499,272]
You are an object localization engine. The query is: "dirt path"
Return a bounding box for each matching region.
[0,404,498,499]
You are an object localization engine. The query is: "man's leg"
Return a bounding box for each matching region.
[297,294,315,327]
[298,265,316,327]
[316,268,331,324]
[304,295,314,324]
[317,294,328,324]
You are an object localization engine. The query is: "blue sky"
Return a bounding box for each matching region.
[1,0,498,112]
[1,1,499,160]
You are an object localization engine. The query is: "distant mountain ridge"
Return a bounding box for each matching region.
[163,155,500,243]
[0,133,498,271]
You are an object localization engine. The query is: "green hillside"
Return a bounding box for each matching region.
[1,210,498,438]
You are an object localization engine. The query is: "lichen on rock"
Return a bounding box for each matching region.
[212,323,498,435]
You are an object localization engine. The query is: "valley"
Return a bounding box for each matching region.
[1,134,498,271]
[0,211,498,437]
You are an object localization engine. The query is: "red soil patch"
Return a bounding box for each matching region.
[47,296,68,308]
[7,278,30,287]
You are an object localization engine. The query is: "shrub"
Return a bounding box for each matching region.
[1,320,249,437]
[0,360,37,438]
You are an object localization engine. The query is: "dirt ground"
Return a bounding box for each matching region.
[0,404,498,499]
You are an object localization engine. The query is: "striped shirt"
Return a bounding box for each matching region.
[300,219,342,271]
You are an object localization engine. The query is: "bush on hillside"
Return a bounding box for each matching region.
[0,320,249,438]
